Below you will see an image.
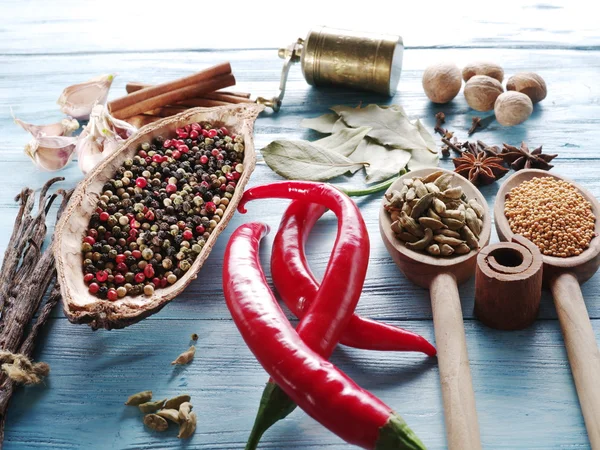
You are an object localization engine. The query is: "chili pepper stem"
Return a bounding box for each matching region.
[245,382,297,450]
[375,413,427,450]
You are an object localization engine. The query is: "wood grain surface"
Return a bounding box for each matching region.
[1,1,599,448]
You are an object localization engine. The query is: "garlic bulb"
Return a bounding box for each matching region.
[24,136,77,171]
[76,104,137,174]
[15,117,79,138]
[57,74,115,120]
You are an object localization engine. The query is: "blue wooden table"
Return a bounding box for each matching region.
[1,1,599,448]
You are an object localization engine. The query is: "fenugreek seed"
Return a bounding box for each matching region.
[172,346,196,365]
[178,402,193,422]
[165,394,191,410]
[157,409,181,424]
[410,193,435,219]
[441,186,463,199]
[125,390,152,406]
[421,170,444,184]
[433,235,465,246]
[440,244,455,256]
[405,228,434,251]
[144,414,169,432]
[178,411,197,439]
[454,243,472,254]
[418,217,446,230]
[442,217,465,230]
[460,225,479,249]
[435,229,462,239]
[427,244,441,255]
[138,399,166,413]
[468,199,485,218]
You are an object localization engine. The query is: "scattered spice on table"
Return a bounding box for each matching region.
[504,177,596,257]
[468,116,482,135]
[82,122,244,300]
[171,346,196,365]
[500,142,557,171]
[384,171,484,257]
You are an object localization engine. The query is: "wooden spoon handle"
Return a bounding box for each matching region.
[551,272,600,449]
[430,272,482,450]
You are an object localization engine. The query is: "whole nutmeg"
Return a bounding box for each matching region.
[422,63,462,104]
[464,75,504,111]
[506,72,547,103]
[462,62,504,83]
[494,91,533,126]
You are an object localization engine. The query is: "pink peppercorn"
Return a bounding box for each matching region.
[220,127,229,136]
[99,212,110,222]
[191,123,201,131]
[200,155,209,165]
[138,150,148,158]
[115,254,126,264]
[144,265,155,278]
[83,273,94,283]
[166,183,177,194]
[152,154,163,163]
[114,274,125,285]
[117,262,128,273]
[189,130,199,139]
[195,225,205,234]
[178,144,189,154]
[84,236,96,245]
[88,283,99,294]
[96,270,108,282]
[107,289,118,301]
[182,230,193,240]
[172,150,181,160]
[201,129,210,138]
[132,250,142,259]
[134,273,146,283]
[208,129,218,138]
[163,139,172,148]
[205,202,216,214]
[135,177,147,188]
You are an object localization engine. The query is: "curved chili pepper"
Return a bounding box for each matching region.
[223,221,426,450]
[272,200,437,355]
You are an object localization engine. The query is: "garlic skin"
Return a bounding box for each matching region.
[15,117,79,138]
[57,74,115,120]
[76,104,137,174]
[24,136,77,171]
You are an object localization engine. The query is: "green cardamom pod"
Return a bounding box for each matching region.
[426,244,441,256]
[178,402,193,422]
[157,409,181,424]
[165,395,191,410]
[172,346,196,365]
[139,399,166,414]
[418,217,446,230]
[435,229,461,239]
[405,228,433,250]
[178,412,197,439]
[144,414,168,432]
[410,193,434,219]
[440,244,455,256]
[433,235,465,246]
[125,390,152,406]
[421,170,444,184]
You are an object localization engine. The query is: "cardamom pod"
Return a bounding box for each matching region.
[433,235,465,246]
[439,208,465,221]
[405,187,416,202]
[426,244,441,255]
[440,244,455,256]
[139,399,166,414]
[465,208,481,237]
[427,208,442,221]
[401,201,412,216]
[432,198,447,215]
[418,217,446,230]
[390,220,403,235]
[435,229,462,238]
[403,178,414,187]
[397,231,420,243]
[454,243,472,254]
[441,186,463,199]
[460,225,479,249]
[422,170,444,184]
[425,182,440,194]
[125,390,152,406]
[386,189,405,207]
[457,203,466,212]
[165,394,191,410]
[390,210,400,222]
[178,411,197,439]
[413,179,428,198]
[399,212,424,238]
[434,173,453,190]
[157,409,181,424]
[405,228,433,250]
[468,199,485,218]
[442,217,465,230]
[179,402,193,422]
[410,193,434,219]
[172,345,196,365]
[144,414,169,432]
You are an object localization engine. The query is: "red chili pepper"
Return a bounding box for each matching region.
[272,200,437,355]
[223,221,426,450]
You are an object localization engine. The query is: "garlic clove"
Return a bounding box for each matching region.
[57,74,115,120]
[88,104,136,140]
[76,135,104,175]
[24,136,77,171]
[15,117,79,138]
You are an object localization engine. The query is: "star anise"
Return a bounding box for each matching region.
[453,143,509,185]
[501,142,557,171]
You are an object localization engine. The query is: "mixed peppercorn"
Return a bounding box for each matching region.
[82,122,245,300]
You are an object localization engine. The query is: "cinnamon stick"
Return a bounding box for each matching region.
[126,81,251,99]
[109,62,231,113]
[124,115,162,128]
[110,73,236,120]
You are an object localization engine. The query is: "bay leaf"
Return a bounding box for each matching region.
[413,119,437,154]
[313,126,371,156]
[331,117,349,133]
[350,138,411,183]
[331,104,429,152]
[261,140,365,181]
[300,113,339,134]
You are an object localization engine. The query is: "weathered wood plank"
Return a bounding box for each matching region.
[2,318,594,449]
[0,0,597,54]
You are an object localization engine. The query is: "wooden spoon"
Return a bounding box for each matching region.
[380,167,490,450]
[495,169,600,449]
[54,104,264,330]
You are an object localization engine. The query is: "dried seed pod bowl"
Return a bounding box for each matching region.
[379,167,490,450]
[494,169,600,447]
[55,104,264,330]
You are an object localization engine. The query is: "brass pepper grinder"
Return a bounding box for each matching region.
[257,26,404,111]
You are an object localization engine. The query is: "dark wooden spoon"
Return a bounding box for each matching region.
[495,169,600,448]
[380,167,490,450]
